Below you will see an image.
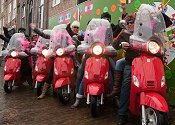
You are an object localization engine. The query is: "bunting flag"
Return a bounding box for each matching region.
[73,8,83,21]
[120,0,134,4]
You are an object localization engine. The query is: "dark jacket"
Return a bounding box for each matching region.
[112,31,139,64]
[0,34,10,50]
[112,24,123,38]
[112,13,128,38]
[66,23,84,42]
[3,27,12,39]
[33,28,50,39]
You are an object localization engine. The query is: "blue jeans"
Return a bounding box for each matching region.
[118,64,131,116]
[115,58,126,72]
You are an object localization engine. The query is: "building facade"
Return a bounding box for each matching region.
[0,0,88,38]
[16,0,50,35]
[0,0,17,35]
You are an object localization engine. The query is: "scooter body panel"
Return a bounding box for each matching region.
[87,83,104,95]
[4,58,21,85]
[130,55,167,115]
[140,92,169,112]
[84,57,109,96]
[53,56,75,91]
[54,77,70,89]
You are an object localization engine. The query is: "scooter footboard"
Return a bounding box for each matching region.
[54,77,70,89]
[140,92,169,112]
[87,83,104,95]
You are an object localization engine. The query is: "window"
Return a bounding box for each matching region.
[77,0,87,4]
[12,0,17,20]
[39,0,44,28]
[21,5,26,27]
[52,0,60,7]
[2,17,4,26]
[1,0,4,13]
[8,3,12,23]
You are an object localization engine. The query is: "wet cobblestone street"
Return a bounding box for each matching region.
[0,67,175,125]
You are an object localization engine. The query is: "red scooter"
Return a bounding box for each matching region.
[80,18,116,117]
[31,30,52,96]
[53,46,75,104]
[49,29,76,104]
[122,5,169,124]
[3,33,30,93]
[84,43,110,117]
[33,49,52,96]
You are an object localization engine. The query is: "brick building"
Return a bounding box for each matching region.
[0,0,88,41]
[16,0,50,35]
[0,0,17,53]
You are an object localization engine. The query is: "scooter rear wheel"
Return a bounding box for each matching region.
[142,107,170,125]
[4,81,13,93]
[57,86,70,105]
[90,96,97,117]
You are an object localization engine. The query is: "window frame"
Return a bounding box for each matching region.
[52,0,60,7]
[1,0,4,13]
[8,3,12,23]
[12,0,17,20]
[38,0,44,28]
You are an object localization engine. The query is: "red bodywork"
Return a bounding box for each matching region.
[130,54,168,115]
[53,56,75,91]
[4,58,21,86]
[84,57,109,96]
[33,56,52,84]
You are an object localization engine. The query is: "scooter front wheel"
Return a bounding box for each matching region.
[57,86,70,105]
[142,107,170,125]
[90,96,98,117]
[4,81,13,93]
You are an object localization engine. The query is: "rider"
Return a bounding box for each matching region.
[101,2,127,38]
[2,33,33,87]
[36,25,76,99]
[112,7,173,125]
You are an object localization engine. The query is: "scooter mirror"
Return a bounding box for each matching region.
[119,20,126,29]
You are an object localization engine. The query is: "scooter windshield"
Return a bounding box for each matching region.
[5,33,26,52]
[49,24,72,52]
[84,18,113,46]
[34,30,52,50]
[131,4,166,44]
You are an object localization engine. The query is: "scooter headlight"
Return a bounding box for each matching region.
[133,75,139,87]
[92,45,103,55]
[161,76,166,87]
[56,48,64,56]
[11,51,18,57]
[148,42,160,54]
[42,49,48,57]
